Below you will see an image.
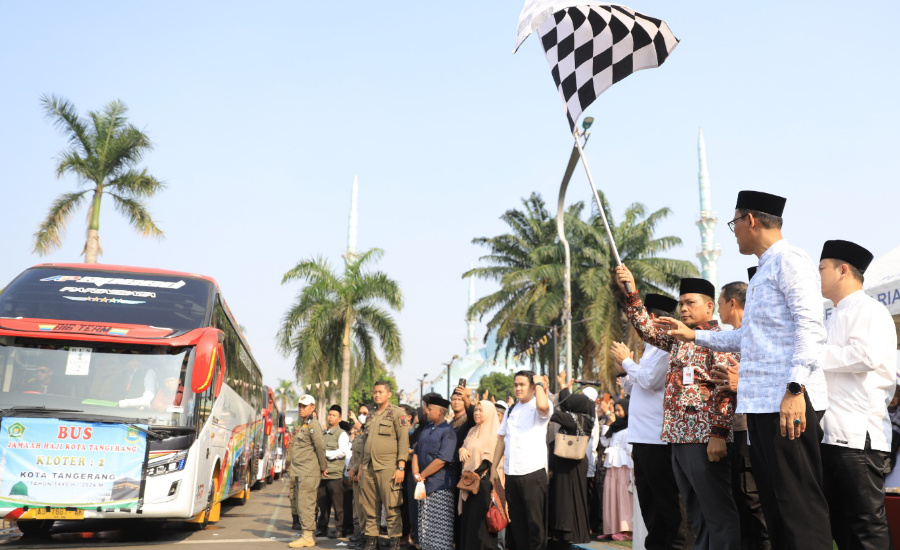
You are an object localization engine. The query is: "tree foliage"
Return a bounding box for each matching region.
[466,192,697,391]
[476,372,515,401]
[34,94,164,262]
[277,248,403,417]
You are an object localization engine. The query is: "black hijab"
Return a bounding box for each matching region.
[607,398,629,435]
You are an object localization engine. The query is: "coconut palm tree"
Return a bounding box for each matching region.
[34,94,164,262]
[277,248,403,416]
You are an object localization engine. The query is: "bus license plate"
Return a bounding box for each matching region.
[35,508,84,520]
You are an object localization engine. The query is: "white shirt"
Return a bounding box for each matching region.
[821,290,898,451]
[600,424,632,469]
[497,394,553,476]
[696,239,827,413]
[622,343,669,445]
[325,430,351,461]
[587,415,601,477]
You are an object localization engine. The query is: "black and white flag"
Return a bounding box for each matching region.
[517,2,679,130]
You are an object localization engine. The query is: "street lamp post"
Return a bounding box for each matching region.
[444,355,460,399]
[557,117,593,383]
[417,374,428,407]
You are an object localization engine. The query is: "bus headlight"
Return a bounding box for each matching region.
[148,450,188,477]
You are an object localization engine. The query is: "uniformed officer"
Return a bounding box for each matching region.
[287,394,327,549]
[347,413,369,549]
[359,381,410,550]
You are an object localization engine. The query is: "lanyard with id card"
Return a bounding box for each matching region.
[682,366,695,385]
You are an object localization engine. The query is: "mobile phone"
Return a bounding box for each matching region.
[458,378,467,388]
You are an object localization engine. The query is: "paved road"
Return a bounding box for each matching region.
[0,477,352,550]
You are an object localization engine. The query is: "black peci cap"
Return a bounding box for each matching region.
[820,240,874,274]
[427,395,451,408]
[644,293,678,314]
[679,278,716,300]
[329,404,342,414]
[735,191,786,217]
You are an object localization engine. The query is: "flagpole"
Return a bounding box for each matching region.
[572,129,634,295]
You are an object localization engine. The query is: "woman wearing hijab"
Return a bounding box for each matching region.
[599,399,633,541]
[548,388,596,547]
[457,400,500,550]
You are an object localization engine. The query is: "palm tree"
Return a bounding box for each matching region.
[34,94,164,263]
[277,248,403,416]
[464,193,582,373]
[467,192,697,387]
[274,378,298,415]
[577,196,697,381]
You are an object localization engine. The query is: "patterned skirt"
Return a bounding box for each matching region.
[418,489,455,550]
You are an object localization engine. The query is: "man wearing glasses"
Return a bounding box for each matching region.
[22,365,55,394]
[658,191,830,550]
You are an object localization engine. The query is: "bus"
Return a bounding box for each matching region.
[0,264,267,534]
[253,386,285,489]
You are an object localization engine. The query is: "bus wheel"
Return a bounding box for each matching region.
[17,519,54,536]
[196,477,218,530]
[234,479,249,506]
[266,468,274,484]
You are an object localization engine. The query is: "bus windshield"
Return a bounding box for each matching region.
[0,267,213,332]
[0,340,195,428]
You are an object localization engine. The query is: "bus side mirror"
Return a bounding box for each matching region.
[192,329,225,394]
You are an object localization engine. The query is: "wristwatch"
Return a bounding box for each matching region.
[397,466,405,471]
[786,382,805,395]
[534,381,545,388]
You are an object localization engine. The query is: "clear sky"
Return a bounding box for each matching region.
[1,1,898,399]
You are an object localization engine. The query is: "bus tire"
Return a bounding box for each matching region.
[16,519,54,536]
[234,479,249,506]
[266,468,274,484]
[195,476,217,530]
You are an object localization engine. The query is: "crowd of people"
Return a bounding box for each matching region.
[283,190,899,550]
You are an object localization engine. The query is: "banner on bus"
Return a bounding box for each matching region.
[0,417,147,511]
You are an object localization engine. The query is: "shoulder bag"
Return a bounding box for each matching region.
[553,412,589,460]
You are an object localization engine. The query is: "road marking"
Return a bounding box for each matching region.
[172,537,295,544]
[263,483,288,540]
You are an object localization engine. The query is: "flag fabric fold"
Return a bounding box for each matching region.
[519,2,679,130]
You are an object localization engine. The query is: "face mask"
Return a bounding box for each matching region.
[358,414,367,424]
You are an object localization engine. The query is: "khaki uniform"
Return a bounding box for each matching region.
[349,427,368,534]
[288,417,327,530]
[360,404,409,538]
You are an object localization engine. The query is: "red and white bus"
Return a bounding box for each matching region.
[254,386,285,488]
[0,264,266,534]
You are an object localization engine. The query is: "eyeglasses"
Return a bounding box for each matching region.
[727,213,749,233]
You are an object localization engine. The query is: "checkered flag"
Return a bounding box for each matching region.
[531,3,679,130]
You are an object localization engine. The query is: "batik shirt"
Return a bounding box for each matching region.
[625,292,736,443]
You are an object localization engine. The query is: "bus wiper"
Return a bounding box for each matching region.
[1,406,83,418]
[148,425,196,434]
[125,423,165,440]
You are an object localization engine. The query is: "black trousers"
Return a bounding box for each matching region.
[729,431,768,546]
[822,438,891,550]
[505,469,548,550]
[671,442,741,549]
[632,443,688,550]
[316,478,345,533]
[746,395,831,550]
[342,479,355,534]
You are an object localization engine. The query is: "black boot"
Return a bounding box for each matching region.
[291,515,302,531]
[314,527,328,537]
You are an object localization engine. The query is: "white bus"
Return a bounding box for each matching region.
[0,264,266,534]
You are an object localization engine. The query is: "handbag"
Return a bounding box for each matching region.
[553,413,589,460]
[456,470,481,494]
[485,489,508,533]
